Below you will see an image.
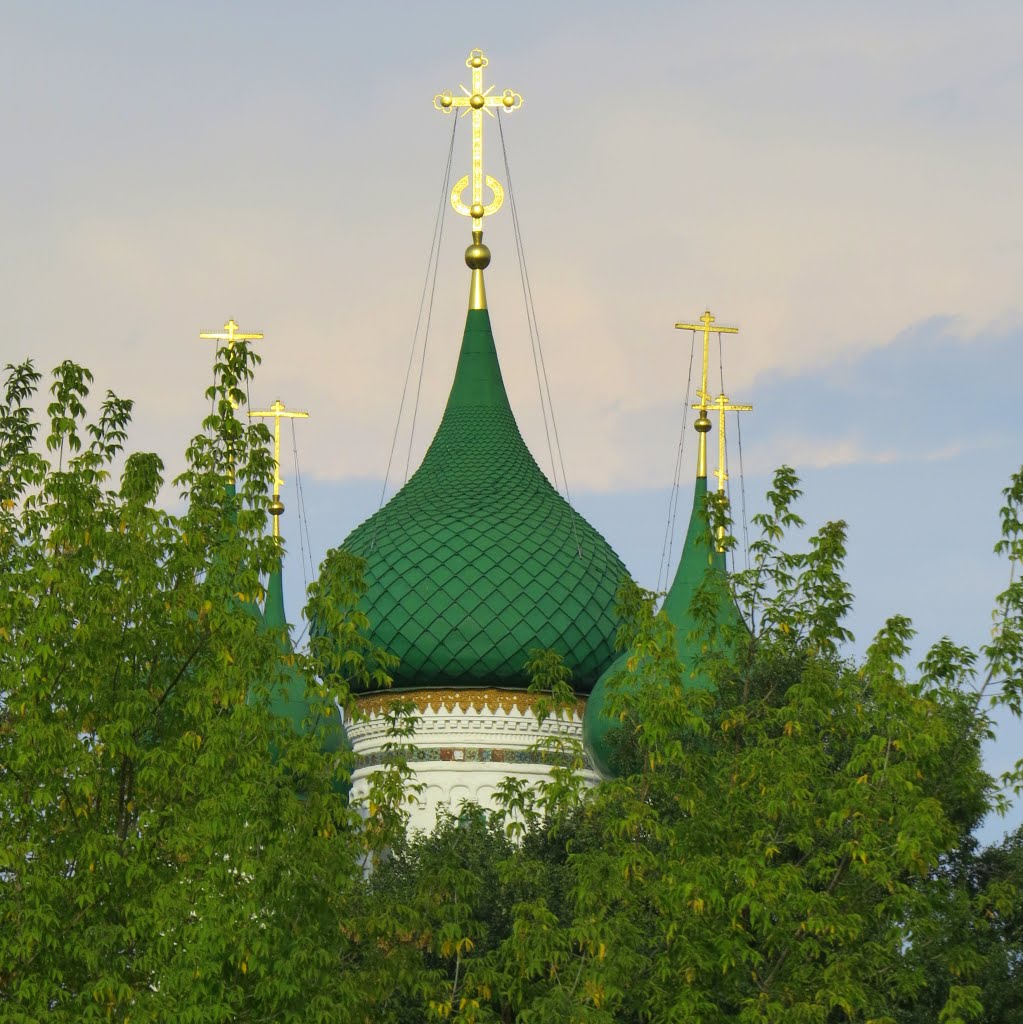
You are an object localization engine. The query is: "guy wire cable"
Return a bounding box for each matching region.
[369,114,457,551]
[736,412,750,573]
[499,110,583,557]
[717,328,731,572]
[657,330,697,594]
[498,110,560,494]
[290,416,313,591]
[404,117,457,485]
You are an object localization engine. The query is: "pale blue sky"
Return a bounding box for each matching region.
[2,1,1020,837]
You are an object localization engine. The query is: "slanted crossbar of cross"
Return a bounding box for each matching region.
[434,49,522,231]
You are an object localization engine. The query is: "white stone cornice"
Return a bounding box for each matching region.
[347,686,598,832]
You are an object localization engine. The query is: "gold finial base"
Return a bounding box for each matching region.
[466,230,491,310]
[694,414,712,478]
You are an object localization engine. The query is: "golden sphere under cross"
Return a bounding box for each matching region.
[465,240,491,270]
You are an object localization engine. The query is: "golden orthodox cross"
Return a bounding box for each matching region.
[248,399,310,540]
[698,392,753,495]
[434,49,523,232]
[675,310,739,478]
[691,391,752,551]
[199,318,264,351]
[198,318,265,479]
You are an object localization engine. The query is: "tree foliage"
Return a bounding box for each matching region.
[365,469,1023,1024]
[2,345,1021,1023]
[0,352,411,1022]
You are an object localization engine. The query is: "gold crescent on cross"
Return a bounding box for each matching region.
[433,49,522,231]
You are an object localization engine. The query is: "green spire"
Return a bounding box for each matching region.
[261,556,309,735]
[583,476,739,778]
[340,305,629,692]
[442,307,513,413]
[263,561,288,633]
[661,476,725,623]
[261,507,351,773]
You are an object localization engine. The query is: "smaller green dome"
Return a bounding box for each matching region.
[583,476,739,777]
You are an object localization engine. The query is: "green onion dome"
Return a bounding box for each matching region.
[583,476,739,777]
[340,306,629,693]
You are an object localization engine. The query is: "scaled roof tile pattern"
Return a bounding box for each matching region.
[343,307,629,694]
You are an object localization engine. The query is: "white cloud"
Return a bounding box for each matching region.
[1,2,1020,496]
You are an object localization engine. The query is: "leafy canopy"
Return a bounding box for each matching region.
[0,350,412,1023]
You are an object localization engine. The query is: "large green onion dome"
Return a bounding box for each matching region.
[583,475,741,777]
[341,305,629,693]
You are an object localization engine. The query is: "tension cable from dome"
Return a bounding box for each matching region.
[736,411,750,572]
[497,108,574,514]
[289,416,316,592]
[375,112,459,517]
[656,329,697,595]
[712,321,752,573]
[715,324,751,573]
[248,398,314,647]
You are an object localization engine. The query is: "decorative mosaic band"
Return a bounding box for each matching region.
[354,686,587,719]
[353,745,583,771]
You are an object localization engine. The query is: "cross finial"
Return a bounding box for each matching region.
[691,391,753,551]
[248,398,310,540]
[675,310,739,478]
[199,318,264,350]
[198,318,265,481]
[434,49,523,234]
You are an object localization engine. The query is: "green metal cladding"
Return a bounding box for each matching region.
[342,307,629,693]
[263,564,351,766]
[583,475,740,777]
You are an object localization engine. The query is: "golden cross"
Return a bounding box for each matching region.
[434,49,523,232]
[248,398,310,540]
[675,310,739,477]
[198,318,265,480]
[697,392,753,495]
[199,318,264,350]
[692,391,752,552]
[675,310,739,413]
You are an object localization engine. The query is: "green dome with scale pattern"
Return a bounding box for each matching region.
[341,305,629,693]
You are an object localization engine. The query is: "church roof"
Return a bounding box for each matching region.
[583,475,738,777]
[262,557,352,772]
[342,305,629,693]
[262,564,307,735]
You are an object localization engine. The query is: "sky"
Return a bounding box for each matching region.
[2,1,1021,838]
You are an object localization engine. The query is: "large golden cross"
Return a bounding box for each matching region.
[199,318,264,351]
[248,398,310,540]
[434,49,523,232]
[675,310,739,477]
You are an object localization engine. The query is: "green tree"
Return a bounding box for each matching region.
[4,342,1021,1024]
[383,468,1021,1024]
[894,824,1023,1024]
[0,352,413,1022]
